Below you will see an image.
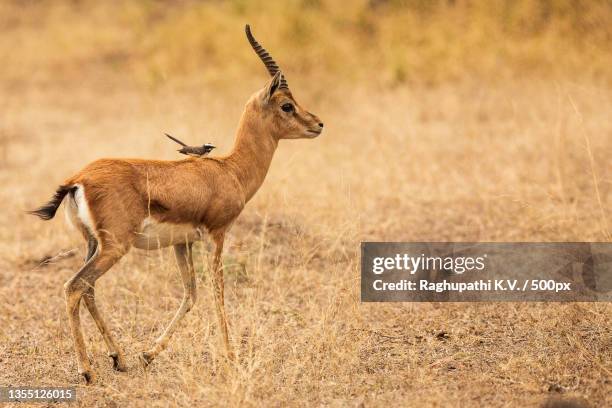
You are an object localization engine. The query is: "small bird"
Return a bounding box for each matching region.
[165,133,216,158]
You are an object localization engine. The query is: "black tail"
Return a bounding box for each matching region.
[28,185,73,220]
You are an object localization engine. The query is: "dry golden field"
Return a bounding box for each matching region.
[1,1,611,407]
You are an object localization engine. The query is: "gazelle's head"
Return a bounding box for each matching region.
[245,25,323,140]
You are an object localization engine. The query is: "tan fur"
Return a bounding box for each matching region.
[66,87,321,249]
[48,73,322,383]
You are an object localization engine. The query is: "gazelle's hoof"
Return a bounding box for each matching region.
[79,370,95,384]
[109,352,127,372]
[139,351,154,368]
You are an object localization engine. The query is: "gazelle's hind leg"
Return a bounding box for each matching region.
[81,236,127,372]
[84,235,97,261]
[141,242,197,366]
[64,242,123,384]
[83,287,127,371]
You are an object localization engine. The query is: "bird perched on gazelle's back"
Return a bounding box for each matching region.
[165,133,216,157]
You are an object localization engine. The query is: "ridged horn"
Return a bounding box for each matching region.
[245,24,288,89]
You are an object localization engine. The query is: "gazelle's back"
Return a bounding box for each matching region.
[64,157,245,249]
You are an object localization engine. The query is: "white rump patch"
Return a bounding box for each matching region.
[65,184,95,236]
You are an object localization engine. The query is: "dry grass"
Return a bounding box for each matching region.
[1,77,610,407]
[1,1,611,407]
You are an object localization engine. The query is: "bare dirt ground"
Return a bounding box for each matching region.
[1,78,610,407]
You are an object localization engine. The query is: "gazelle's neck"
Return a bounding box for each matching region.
[225,112,278,201]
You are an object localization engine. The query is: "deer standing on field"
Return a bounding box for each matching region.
[29,25,323,384]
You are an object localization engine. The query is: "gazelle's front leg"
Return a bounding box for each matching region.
[141,242,197,366]
[210,229,233,360]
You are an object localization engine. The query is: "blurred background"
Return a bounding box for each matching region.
[2,0,611,87]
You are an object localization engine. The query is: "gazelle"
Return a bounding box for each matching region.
[29,25,323,384]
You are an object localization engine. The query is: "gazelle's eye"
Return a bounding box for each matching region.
[281,103,294,113]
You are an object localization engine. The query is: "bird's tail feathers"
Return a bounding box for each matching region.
[165,133,187,146]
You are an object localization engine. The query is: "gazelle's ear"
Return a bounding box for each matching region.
[262,71,283,104]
